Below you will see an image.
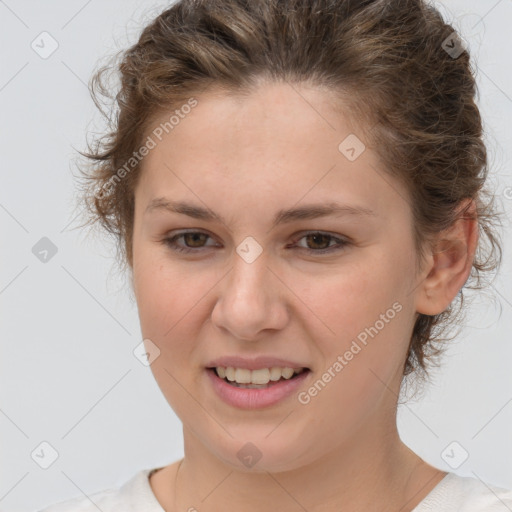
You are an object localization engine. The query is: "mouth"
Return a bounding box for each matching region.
[204,357,312,409]
[207,366,311,389]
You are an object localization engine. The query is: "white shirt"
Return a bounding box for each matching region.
[37,468,512,511]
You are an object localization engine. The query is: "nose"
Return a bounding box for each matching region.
[210,249,289,341]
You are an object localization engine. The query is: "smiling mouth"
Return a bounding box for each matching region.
[207,367,310,389]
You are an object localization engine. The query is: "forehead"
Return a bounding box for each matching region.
[136,82,409,224]
[143,81,362,164]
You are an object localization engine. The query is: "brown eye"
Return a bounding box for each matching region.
[293,232,349,254]
[163,231,217,253]
[303,233,332,250]
[181,232,209,248]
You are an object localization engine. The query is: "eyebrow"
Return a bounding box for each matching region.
[145,198,377,229]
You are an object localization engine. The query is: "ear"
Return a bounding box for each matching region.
[415,198,479,316]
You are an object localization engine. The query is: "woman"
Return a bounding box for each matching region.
[39,0,511,510]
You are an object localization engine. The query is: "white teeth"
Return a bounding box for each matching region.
[269,367,282,381]
[235,368,251,384]
[281,367,294,379]
[215,366,305,385]
[251,368,270,384]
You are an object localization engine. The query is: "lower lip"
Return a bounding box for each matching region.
[206,368,310,409]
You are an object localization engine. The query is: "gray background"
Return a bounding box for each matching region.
[0,1,511,510]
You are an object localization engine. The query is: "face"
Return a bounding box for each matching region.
[131,82,423,472]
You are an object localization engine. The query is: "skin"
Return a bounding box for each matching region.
[130,81,478,511]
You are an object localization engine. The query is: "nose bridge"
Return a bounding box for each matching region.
[229,240,272,304]
[211,238,288,338]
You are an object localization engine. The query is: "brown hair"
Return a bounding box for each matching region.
[75,0,504,383]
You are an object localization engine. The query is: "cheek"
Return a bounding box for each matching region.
[133,256,200,342]
[134,263,204,411]
[303,258,410,368]
[299,266,374,336]
[298,277,408,442]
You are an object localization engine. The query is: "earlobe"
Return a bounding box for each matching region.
[415,199,478,316]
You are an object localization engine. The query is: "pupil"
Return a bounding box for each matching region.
[185,233,206,247]
[308,234,329,249]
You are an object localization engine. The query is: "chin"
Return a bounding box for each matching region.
[206,429,314,474]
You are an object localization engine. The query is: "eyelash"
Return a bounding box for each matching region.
[162,230,349,255]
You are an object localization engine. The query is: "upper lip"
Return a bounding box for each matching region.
[206,356,310,371]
